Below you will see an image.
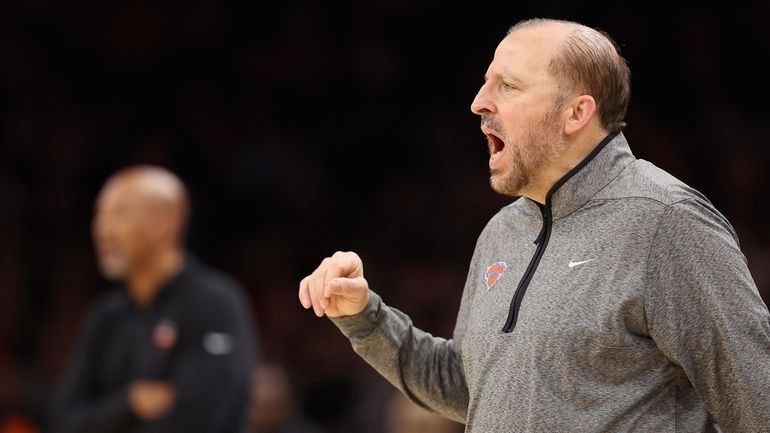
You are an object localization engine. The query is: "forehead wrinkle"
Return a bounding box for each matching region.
[495,24,571,83]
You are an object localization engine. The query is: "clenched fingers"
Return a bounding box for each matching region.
[298,251,365,317]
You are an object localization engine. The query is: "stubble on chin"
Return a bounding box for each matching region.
[98,258,127,281]
[489,142,528,197]
[490,109,565,198]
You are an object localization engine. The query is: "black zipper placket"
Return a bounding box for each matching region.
[500,131,619,333]
[501,200,552,333]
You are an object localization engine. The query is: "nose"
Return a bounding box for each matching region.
[470,82,495,116]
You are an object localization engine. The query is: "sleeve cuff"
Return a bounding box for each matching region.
[329,291,383,339]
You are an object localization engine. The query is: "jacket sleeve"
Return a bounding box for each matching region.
[330,281,471,423]
[139,282,258,433]
[48,301,134,433]
[645,198,770,432]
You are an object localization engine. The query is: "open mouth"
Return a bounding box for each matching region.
[481,125,505,153]
[485,132,505,155]
[482,127,506,169]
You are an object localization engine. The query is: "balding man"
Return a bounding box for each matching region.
[50,166,259,433]
[299,18,770,432]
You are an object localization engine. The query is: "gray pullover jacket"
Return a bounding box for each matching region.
[331,132,770,432]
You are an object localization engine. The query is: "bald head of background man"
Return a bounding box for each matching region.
[92,165,190,307]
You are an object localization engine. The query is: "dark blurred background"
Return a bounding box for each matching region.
[1,1,769,432]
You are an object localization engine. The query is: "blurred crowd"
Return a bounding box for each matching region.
[0,1,768,432]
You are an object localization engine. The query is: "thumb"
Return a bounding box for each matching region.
[326,277,367,297]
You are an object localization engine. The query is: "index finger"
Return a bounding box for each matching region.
[329,251,363,279]
[298,275,312,309]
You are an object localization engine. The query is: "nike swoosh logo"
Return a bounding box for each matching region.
[568,259,593,268]
[203,332,235,355]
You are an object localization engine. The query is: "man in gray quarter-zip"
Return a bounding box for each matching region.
[298,18,770,433]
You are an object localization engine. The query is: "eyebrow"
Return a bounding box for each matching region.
[484,72,523,85]
[482,72,499,82]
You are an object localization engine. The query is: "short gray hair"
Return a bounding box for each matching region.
[509,18,631,131]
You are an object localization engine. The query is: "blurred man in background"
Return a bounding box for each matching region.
[49,165,258,433]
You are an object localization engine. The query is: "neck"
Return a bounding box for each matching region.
[127,247,184,308]
[523,128,609,204]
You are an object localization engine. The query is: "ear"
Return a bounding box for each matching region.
[153,212,184,247]
[563,95,597,135]
[145,212,172,243]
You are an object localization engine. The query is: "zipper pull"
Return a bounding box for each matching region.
[533,226,545,245]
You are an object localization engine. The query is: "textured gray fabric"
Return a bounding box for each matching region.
[331,132,770,432]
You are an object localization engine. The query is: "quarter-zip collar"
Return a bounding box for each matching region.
[523,131,636,221]
[503,131,636,332]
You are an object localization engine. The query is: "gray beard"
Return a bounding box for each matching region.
[489,113,564,197]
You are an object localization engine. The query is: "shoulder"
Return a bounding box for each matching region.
[655,197,739,248]
[172,261,257,351]
[187,261,244,294]
[597,159,712,208]
[178,260,252,317]
[583,158,741,253]
[635,162,732,232]
[77,287,131,335]
[89,287,130,318]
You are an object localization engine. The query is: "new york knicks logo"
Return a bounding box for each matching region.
[484,261,507,290]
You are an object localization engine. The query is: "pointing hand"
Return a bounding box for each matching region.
[298,251,370,318]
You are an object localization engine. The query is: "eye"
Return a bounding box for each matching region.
[501,82,517,91]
